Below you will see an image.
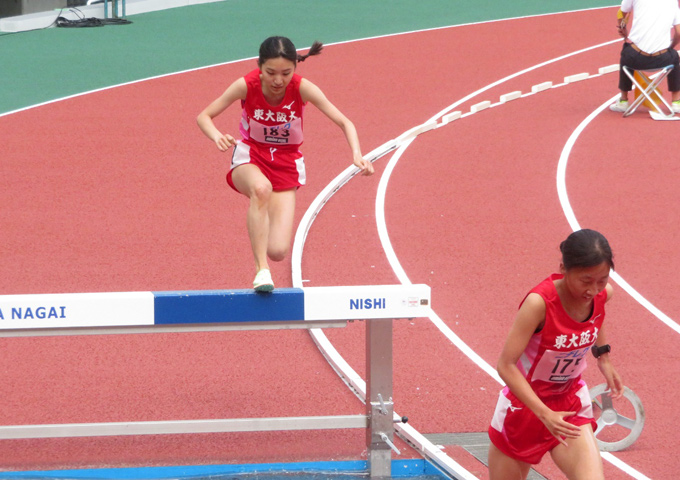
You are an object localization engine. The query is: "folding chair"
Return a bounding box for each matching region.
[622,65,675,118]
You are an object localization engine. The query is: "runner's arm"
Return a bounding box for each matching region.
[496,293,582,445]
[197,77,247,151]
[300,78,373,175]
[597,283,623,398]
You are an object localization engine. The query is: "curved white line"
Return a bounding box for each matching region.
[374,139,415,284]
[427,39,621,121]
[375,139,503,385]
[0,36,620,120]
[375,39,623,387]
[556,95,617,230]
[376,45,658,479]
[2,9,655,479]
[290,146,479,480]
[556,97,680,336]
[290,39,627,476]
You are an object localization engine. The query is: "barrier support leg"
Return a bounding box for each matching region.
[366,318,395,478]
[104,0,125,19]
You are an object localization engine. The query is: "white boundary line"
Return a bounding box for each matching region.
[0,57,253,119]
[370,46,661,479]
[373,39,625,393]
[427,39,621,122]
[374,139,502,385]
[3,6,657,477]
[556,97,680,336]
[291,40,648,480]
[0,7,618,118]
[290,154,479,480]
[601,452,652,480]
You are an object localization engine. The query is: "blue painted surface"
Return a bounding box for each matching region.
[153,288,305,324]
[0,459,449,479]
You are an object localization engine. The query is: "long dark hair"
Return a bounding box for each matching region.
[560,229,614,270]
[258,36,323,67]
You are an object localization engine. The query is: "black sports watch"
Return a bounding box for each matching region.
[591,344,611,358]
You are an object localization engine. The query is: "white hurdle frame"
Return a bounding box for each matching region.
[0,284,431,478]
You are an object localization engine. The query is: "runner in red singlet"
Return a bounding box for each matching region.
[197,37,373,291]
[488,229,624,480]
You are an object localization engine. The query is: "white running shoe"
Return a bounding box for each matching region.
[672,101,680,114]
[609,99,629,113]
[253,268,274,292]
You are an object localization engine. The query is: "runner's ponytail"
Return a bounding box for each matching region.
[259,37,323,66]
[297,41,324,62]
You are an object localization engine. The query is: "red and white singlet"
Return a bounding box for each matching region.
[228,69,307,191]
[516,272,606,396]
[488,273,606,463]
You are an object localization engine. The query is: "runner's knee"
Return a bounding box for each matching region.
[267,245,289,262]
[251,182,273,205]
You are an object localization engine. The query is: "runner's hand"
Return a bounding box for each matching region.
[353,153,374,176]
[215,133,237,152]
[539,410,581,447]
[606,372,624,400]
[598,358,624,399]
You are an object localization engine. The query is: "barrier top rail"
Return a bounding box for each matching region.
[0,284,432,480]
[0,284,431,336]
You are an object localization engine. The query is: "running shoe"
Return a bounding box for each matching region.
[253,268,274,292]
[672,101,680,114]
[609,99,629,113]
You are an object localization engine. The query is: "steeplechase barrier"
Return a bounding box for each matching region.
[0,284,432,479]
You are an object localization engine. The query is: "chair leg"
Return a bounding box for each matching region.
[638,74,671,116]
[622,66,674,117]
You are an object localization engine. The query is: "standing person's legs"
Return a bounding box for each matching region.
[266,188,296,262]
[231,163,275,273]
[549,424,604,480]
[488,442,532,480]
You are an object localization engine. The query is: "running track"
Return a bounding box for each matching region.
[0,6,678,480]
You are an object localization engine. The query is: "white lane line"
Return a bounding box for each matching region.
[290,43,631,480]
[556,95,618,230]
[556,96,680,335]
[0,10,619,118]
[374,139,502,385]
[0,58,253,119]
[374,39,624,387]
[290,147,480,480]
[374,48,658,479]
[425,39,621,122]
[601,452,652,480]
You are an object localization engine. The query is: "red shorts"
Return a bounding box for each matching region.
[488,381,596,464]
[227,141,305,192]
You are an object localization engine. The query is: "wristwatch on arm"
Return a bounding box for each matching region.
[591,344,611,358]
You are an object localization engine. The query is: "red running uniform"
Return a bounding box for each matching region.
[488,273,605,464]
[228,68,307,192]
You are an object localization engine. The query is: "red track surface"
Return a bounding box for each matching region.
[0,7,677,479]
